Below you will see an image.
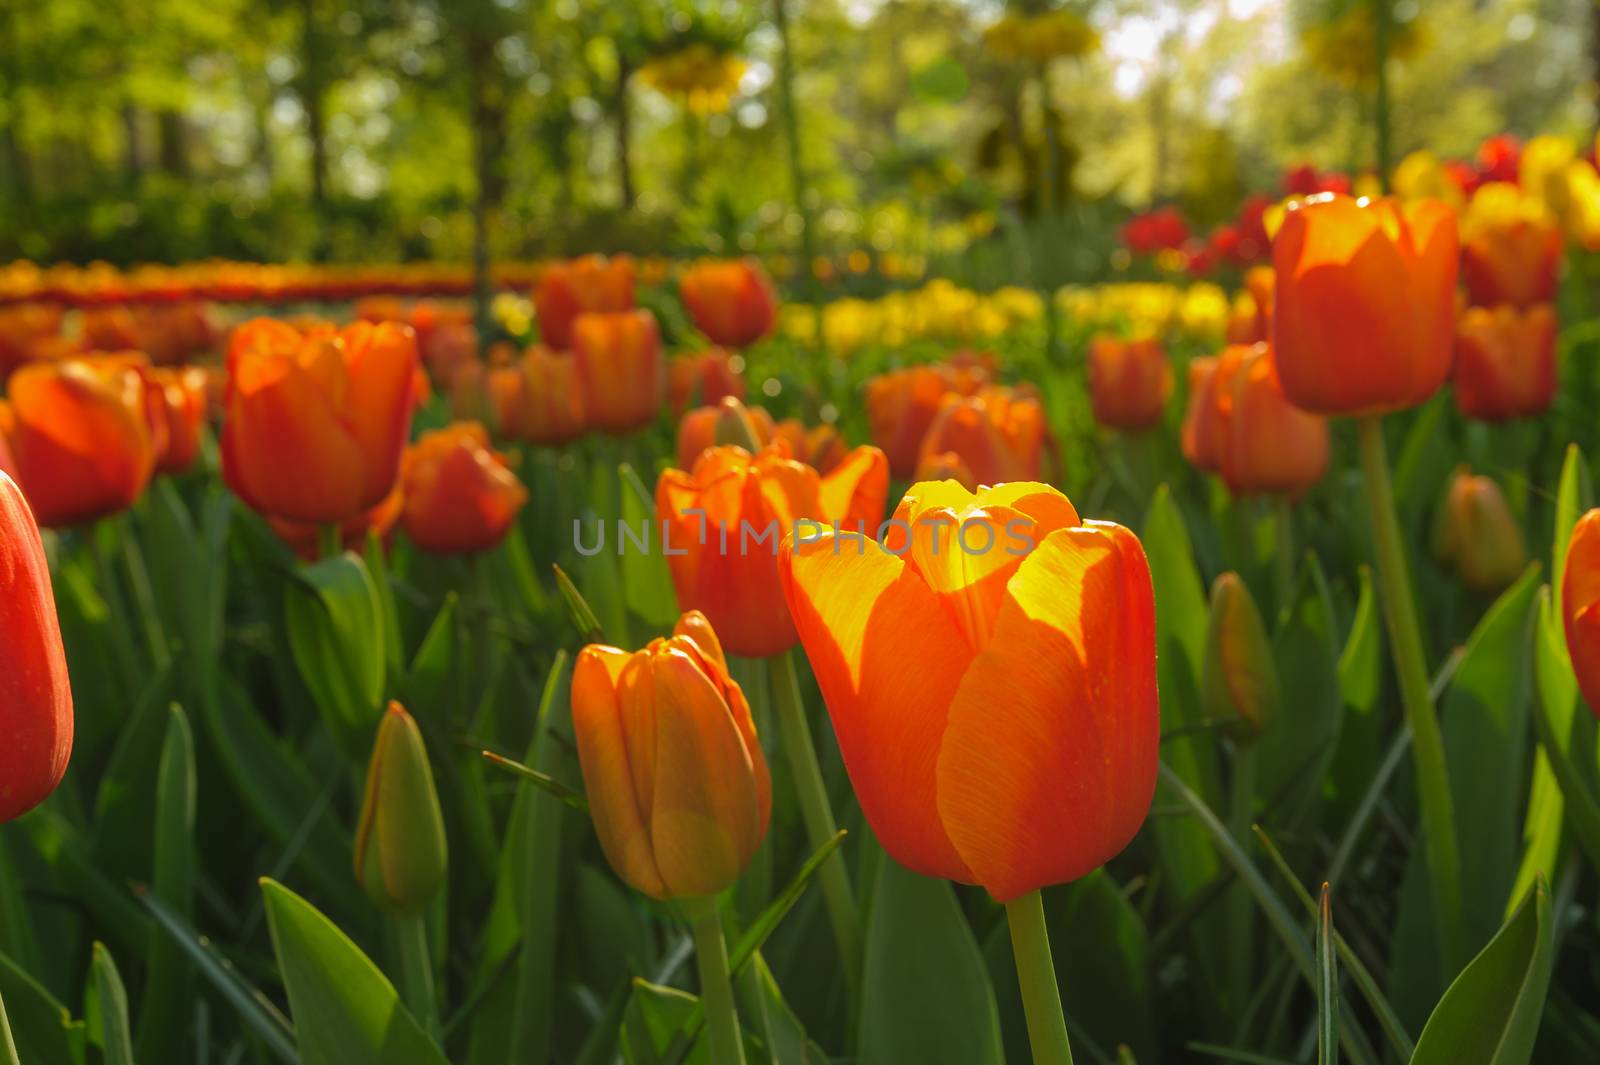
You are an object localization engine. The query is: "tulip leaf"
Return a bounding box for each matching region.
[260,878,449,1065]
[619,462,679,628]
[736,953,829,1065]
[401,593,459,715]
[621,980,701,1065]
[90,664,176,890]
[1329,565,1383,820]
[89,944,135,1065]
[553,563,606,644]
[858,859,1004,1065]
[284,552,388,758]
[1408,880,1554,1065]
[0,950,87,1065]
[1257,555,1342,827]
[365,528,406,683]
[1317,886,1337,1065]
[135,705,197,1065]
[1551,443,1593,611]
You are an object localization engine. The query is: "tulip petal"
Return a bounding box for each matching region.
[341,321,419,509]
[780,531,977,882]
[818,445,890,531]
[936,521,1159,900]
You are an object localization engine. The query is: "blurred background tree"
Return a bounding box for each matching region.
[0,0,1594,272]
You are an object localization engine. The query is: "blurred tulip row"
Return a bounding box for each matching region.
[3,172,1600,1065]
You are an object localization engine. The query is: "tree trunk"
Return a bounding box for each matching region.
[773,0,816,292]
[158,109,188,177]
[121,104,145,182]
[300,0,328,220]
[615,51,634,210]
[468,31,506,341]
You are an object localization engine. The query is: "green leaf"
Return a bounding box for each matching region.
[858,859,1004,1065]
[365,528,406,683]
[89,944,135,1065]
[0,950,86,1065]
[619,463,678,628]
[1409,881,1554,1065]
[1329,565,1383,818]
[1317,886,1337,1065]
[1551,443,1592,614]
[284,552,388,757]
[1256,555,1342,826]
[736,953,828,1065]
[622,981,701,1065]
[553,563,606,644]
[135,706,197,1065]
[909,55,969,102]
[401,593,460,714]
[260,878,449,1065]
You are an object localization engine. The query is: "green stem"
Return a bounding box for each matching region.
[768,649,862,995]
[89,523,141,688]
[0,987,17,1065]
[1227,743,1257,1014]
[318,523,342,560]
[119,514,171,671]
[1005,890,1074,1065]
[393,910,441,1044]
[1272,496,1294,616]
[1356,417,1464,973]
[684,897,746,1065]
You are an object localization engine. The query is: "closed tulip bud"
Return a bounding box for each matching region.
[676,398,774,471]
[1454,304,1557,421]
[535,254,635,351]
[222,319,418,524]
[572,310,664,435]
[150,366,208,475]
[354,702,448,913]
[679,259,779,349]
[1460,183,1563,309]
[1088,335,1172,430]
[0,471,73,823]
[1562,510,1600,717]
[866,364,986,478]
[1272,194,1458,415]
[572,611,772,899]
[1213,344,1330,497]
[1201,573,1279,739]
[657,443,889,658]
[6,356,158,527]
[782,481,1157,900]
[400,422,527,554]
[1433,467,1526,593]
[668,348,746,417]
[772,418,847,475]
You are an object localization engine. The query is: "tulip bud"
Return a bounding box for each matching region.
[354,703,448,912]
[571,612,772,900]
[0,471,73,823]
[712,396,767,452]
[1433,467,1527,593]
[1562,509,1600,717]
[1201,573,1279,740]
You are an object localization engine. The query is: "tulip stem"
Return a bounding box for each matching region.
[1356,416,1465,974]
[1005,889,1074,1065]
[393,910,441,1044]
[769,649,863,995]
[684,897,747,1065]
[0,988,18,1065]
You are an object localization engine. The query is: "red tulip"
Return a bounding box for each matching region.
[1454,304,1557,421]
[1088,336,1172,430]
[572,310,664,435]
[400,422,528,554]
[535,255,635,351]
[679,259,780,348]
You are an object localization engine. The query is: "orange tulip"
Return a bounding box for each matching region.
[400,422,528,554]
[780,481,1158,900]
[1460,183,1563,309]
[0,470,73,823]
[572,611,771,899]
[149,366,209,475]
[772,418,847,475]
[270,483,404,562]
[535,254,635,351]
[915,387,1045,488]
[1563,510,1600,716]
[1211,344,1330,497]
[504,345,588,446]
[657,443,889,659]
[221,318,418,524]
[1454,303,1557,421]
[1180,356,1222,473]
[676,397,775,472]
[1434,467,1526,593]
[572,310,664,435]
[409,301,479,389]
[5,356,157,527]
[668,347,746,416]
[914,449,976,487]
[1272,194,1458,416]
[1088,335,1172,430]
[679,258,780,348]
[866,364,986,478]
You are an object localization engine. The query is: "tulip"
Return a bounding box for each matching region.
[866,364,986,478]
[1433,468,1526,594]
[400,422,527,555]
[1088,335,1172,430]
[1562,510,1600,717]
[657,443,889,659]
[1272,194,1458,416]
[0,471,73,823]
[572,310,664,435]
[1459,183,1563,309]
[5,356,157,527]
[668,348,746,416]
[772,418,847,475]
[1212,344,1330,497]
[679,259,780,348]
[354,701,448,913]
[535,254,635,351]
[571,610,772,900]
[409,301,478,388]
[915,387,1044,488]
[780,479,1158,900]
[1201,573,1278,739]
[914,450,976,488]
[1180,356,1221,473]
[502,345,587,446]
[222,318,418,524]
[149,366,209,475]
[676,398,775,472]
[1454,303,1558,421]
